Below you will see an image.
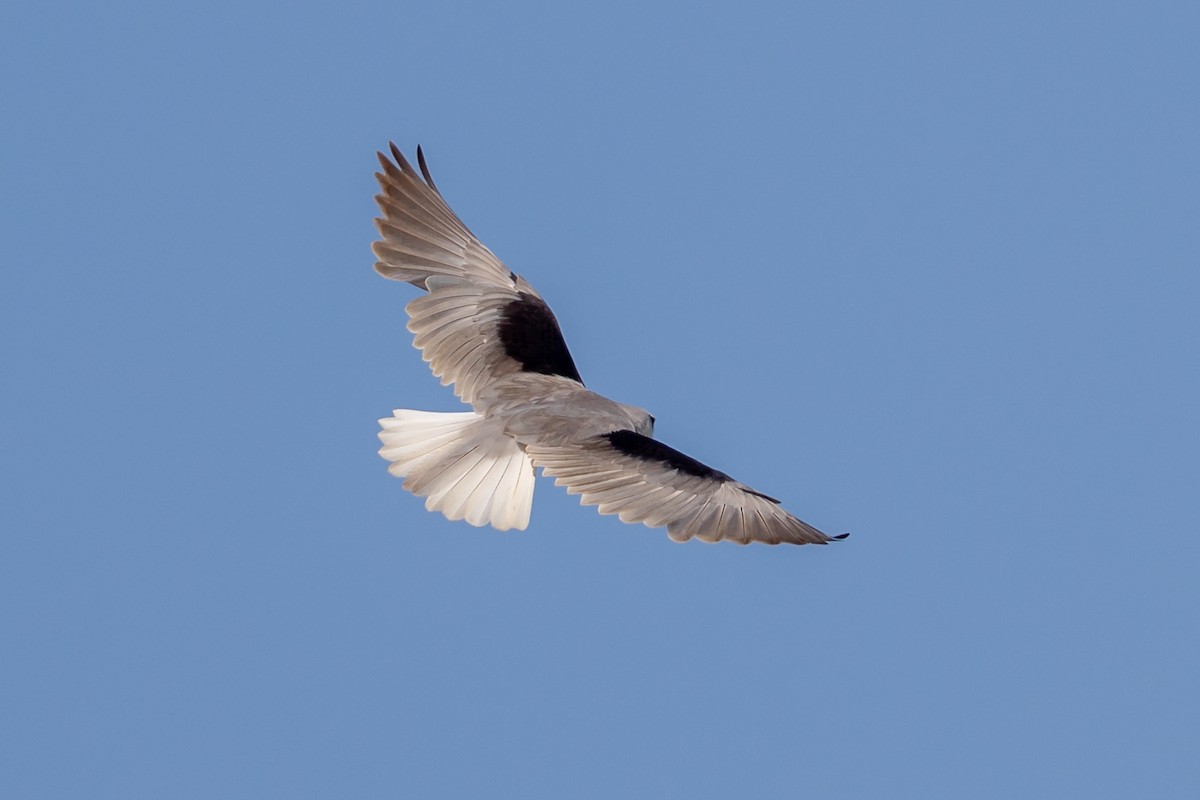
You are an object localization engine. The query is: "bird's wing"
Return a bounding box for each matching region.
[372,144,583,405]
[526,430,846,545]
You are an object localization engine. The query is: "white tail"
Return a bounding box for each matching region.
[377,410,535,531]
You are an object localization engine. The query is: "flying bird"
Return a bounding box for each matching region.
[373,144,846,546]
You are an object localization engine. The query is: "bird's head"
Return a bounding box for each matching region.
[617,403,655,437]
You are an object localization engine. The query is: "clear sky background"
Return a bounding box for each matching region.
[3,1,1198,797]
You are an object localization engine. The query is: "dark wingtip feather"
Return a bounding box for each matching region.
[833,532,850,540]
[416,145,440,193]
[388,141,415,175]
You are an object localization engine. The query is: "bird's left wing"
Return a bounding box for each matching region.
[373,145,584,404]
[526,431,845,545]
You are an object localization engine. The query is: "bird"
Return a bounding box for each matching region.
[372,144,847,546]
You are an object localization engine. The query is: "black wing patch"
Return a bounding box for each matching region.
[603,430,732,482]
[498,292,584,384]
[602,430,782,503]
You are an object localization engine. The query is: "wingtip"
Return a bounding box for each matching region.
[416,144,439,192]
[377,141,442,196]
[385,141,418,176]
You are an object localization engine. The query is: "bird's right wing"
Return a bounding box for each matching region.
[373,143,512,290]
[526,431,846,546]
[373,145,584,405]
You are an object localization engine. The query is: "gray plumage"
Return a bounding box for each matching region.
[374,144,845,546]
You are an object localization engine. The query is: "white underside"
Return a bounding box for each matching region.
[377,409,535,531]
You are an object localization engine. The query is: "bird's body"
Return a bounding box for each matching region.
[373,144,845,546]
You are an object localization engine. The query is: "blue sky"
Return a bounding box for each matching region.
[3,1,1198,797]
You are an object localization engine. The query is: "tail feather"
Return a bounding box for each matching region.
[377,409,534,531]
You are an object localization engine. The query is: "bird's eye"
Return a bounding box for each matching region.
[649,415,656,426]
